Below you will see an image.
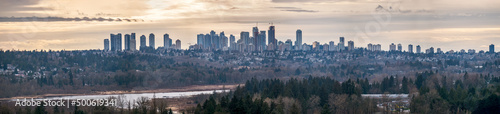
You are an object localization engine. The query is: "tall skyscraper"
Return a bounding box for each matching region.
[164,33,171,49]
[490,44,495,53]
[397,43,402,52]
[241,32,250,45]
[259,31,266,51]
[175,39,181,49]
[408,44,413,53]
[348,41,354,51]
[104,39,109,51]
[204,34,211,49]
[229,34,236,50]
[390,43,396,51]
[429,47,434,54]
[110,34,116,51]
[117,33,122,51]
[296,29,302,50]
[220,32,228,48]
[375,44,381,51]
[140,35,146,48]
[130,33,136,51]
[253,27,259,50]
[110,33,122,51]
[268,26,275,45]
[339,37,345,51]
[124,34,130,50]
[416,45,421,53]
[329,41,335,51]
[149,33,155,49]
[213,35,220,49]
[229,34,235,47]
[197,34,204,47]
[367,43,373,51]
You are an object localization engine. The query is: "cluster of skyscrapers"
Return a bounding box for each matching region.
[103,26,496,54]
[194,25,278,52]
[195,31,230,50]
[193,25,361,52]
[104,33,181,51]
[379,43,496,54]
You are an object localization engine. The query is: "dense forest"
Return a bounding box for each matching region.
[195,72,500,114]
[194,77,378,114]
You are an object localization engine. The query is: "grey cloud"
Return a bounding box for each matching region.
[0,0,50,13]
[272,7,300,9]
[273,6,318,13]
[375,5,434,14]
[0,17,144,22]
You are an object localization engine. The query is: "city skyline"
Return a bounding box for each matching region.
[0,0,499,51]
[103,25,497,53]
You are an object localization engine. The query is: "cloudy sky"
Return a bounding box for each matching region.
[0,0,499,51]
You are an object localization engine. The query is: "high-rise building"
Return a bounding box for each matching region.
[110,33,122,51]
[253,27,259,50]
[490,44,495,53]
[329,41,335,51]
[437,48,442,54]
[222,32,228,48]
[124,34,130,50]
[323,44,329,51]
[204,34,211,49]
[164,33,171,49]
[389,43,396,51]
[312,41,319,50]
[140,35,147,48]
[416,45,421,53]
[229,34,235,47]
[149,33,155,49]
[367,43,373,51]
[110,34,116,51]
[241,32,250,45]
[339,37,345,51]
[130,33,136,51]
[220,32,225,47]
[104,39,109,51]
[213,35,220,49]
[296,29,302,50]
[197,34,204,47]
[268,26,275,46]
[348,41,354,51]
[259,31,266,51]
[408,44,413,53]
[374,44,382,51]
[175,39,181,49]
[397,44,402,52]
[429,47,434,54]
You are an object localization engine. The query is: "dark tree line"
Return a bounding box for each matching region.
[195,77,378,114]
